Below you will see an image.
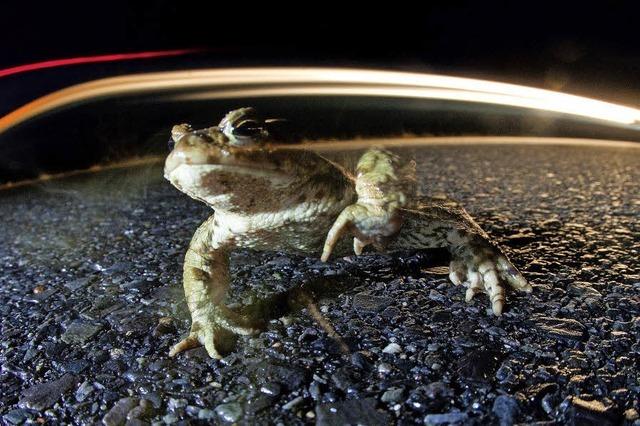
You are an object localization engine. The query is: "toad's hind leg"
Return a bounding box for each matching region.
[169,215,260,359]
[390,202,532,315]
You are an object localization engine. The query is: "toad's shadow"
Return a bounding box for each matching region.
[217,248,450,355]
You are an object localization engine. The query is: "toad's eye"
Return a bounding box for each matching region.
[225,119,269,147]
[231,119,264,138]
[219,108,272,146]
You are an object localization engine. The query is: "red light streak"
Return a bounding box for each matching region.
[0,49,201,78]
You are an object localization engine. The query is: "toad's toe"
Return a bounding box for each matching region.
[169,334,200,357]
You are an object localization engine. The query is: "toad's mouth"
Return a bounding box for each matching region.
[164,145,212,176]
[164,147,288,182]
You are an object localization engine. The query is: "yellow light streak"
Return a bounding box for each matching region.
[1,68,640,135]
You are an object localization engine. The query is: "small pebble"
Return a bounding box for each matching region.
[215,402,243,422]
[378,363,392,374]
[382,343,402,354]
[282,396,305,410]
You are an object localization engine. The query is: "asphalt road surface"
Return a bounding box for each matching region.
[1,143,638,425]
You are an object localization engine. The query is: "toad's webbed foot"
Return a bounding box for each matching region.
[449,240,531,315]
[169,305,260,358]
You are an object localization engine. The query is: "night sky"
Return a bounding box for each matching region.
[1,2,639,107]
[0,1,639,182]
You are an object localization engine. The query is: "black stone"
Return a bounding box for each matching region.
[492,395,520,426]
[316,398,390,426]
[352,293,394,314]
[102,397,139,426]
[350,352,370,370]
[424,411,469,425]
[60,321,103,344]
[18,373,77,411]
[331,366,361,393]
[535,317,587,342]
[505,232,536,247]
[246,360,307,390]
[2,409,32,425]
[565,397,621,426]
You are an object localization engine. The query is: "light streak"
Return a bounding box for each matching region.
[1,68,640,135]
[275,136,640,152]
[0,49,201,78]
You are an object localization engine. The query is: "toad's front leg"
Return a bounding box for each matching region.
[322,148,415,260]
[169,215,259,359]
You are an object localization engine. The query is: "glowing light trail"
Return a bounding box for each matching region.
[173,85,636,124]
[0,49,201,78]
[1,68,640,135]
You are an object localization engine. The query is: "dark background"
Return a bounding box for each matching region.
[1,1,639,108]
[1,1,639,183]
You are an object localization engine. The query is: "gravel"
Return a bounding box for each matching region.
[0,143,638,424]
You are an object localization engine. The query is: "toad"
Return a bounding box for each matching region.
[164,108,531,358]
